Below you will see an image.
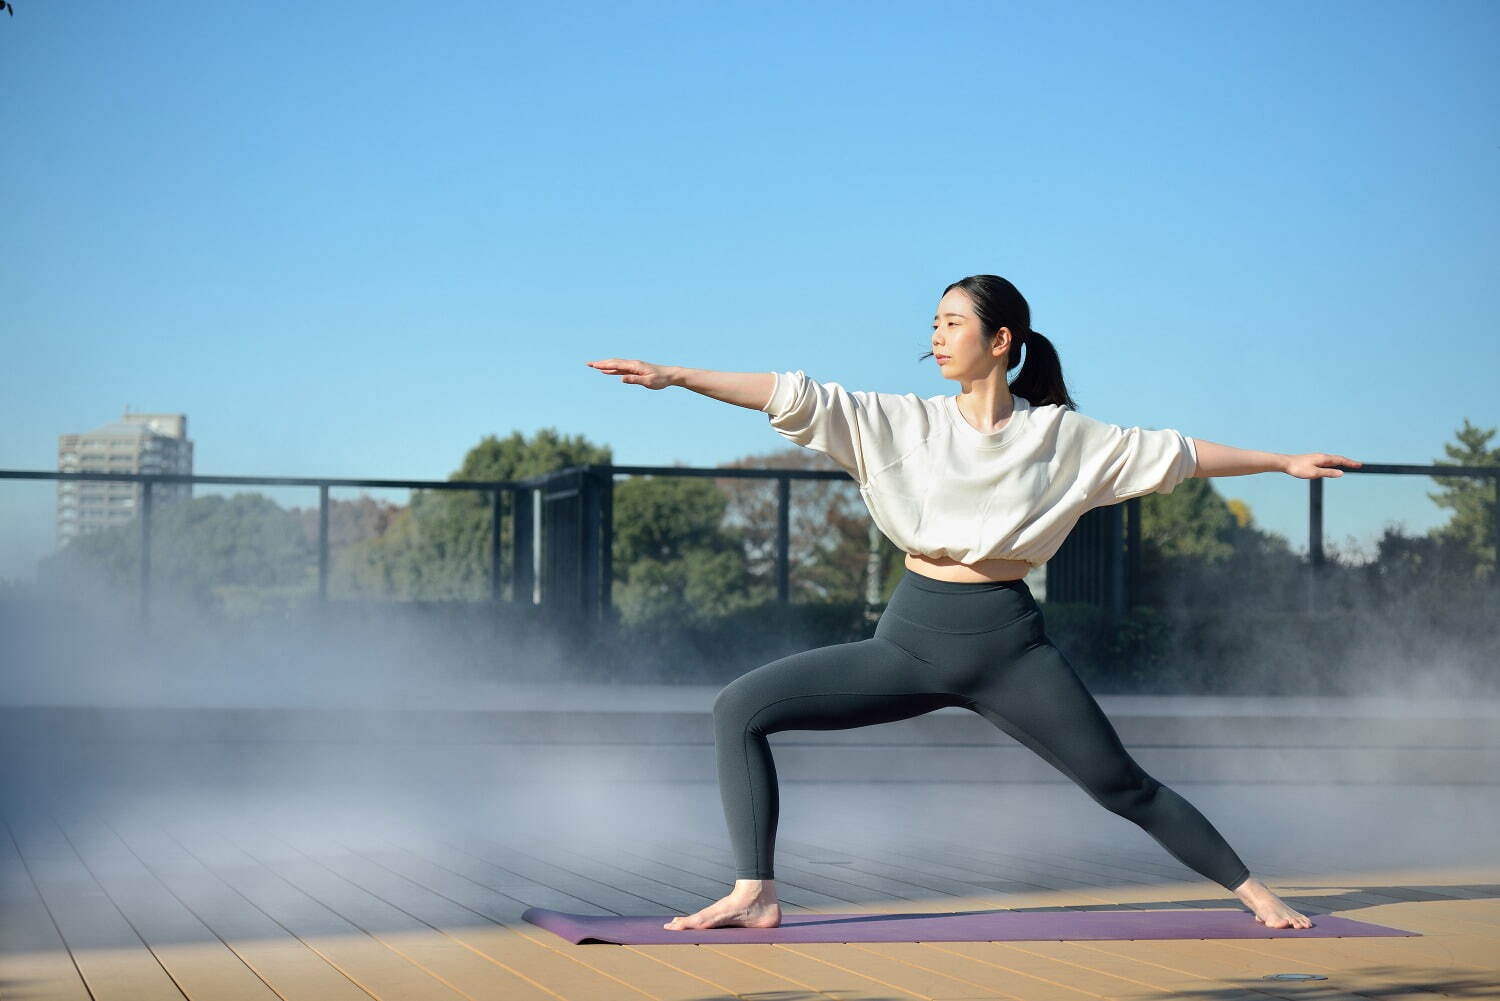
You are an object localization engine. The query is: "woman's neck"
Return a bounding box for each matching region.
[955,384,1015,433]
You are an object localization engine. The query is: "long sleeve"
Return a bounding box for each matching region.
[762,369,882,486]
[1067,411,1199,504]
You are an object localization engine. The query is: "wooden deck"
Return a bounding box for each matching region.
[3,693,1498,1000]
[4,794,1497,1001]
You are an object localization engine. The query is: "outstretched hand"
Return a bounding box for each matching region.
[585,358,674,390]
[1285,453,1362,480]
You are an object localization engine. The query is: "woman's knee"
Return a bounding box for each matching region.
[714,672,775,731]
[1095,771,1162,819]
[712,648,834,727]
[713,678,752,721]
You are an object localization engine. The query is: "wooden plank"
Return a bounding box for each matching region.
[450,828,924,924]
[838,832,1122,894]
[1209,924,1500,983]
[53,811,283,1001]
[364,829,614,919]
[827,836,1124,903]
[874,938,1298,1001]
[0,817,93,1001]
[769,940,1116,1001]
[573,834,1203,999]
[528,833,1294,1000]
[988,828,1294,891]
[360,825,837,1000]
[837,833,1273,928]
[801,833,1092,902]
[1105,843,1310,883]
[527,831,987,918]
[432,832,686,918]
[1081,935,1488,1001]
[488,830,944,909]
[550,835,815,909]
[308,836,765,1001]
[501,835,999,999]
[931,839,1220,905]
[771,836,1028,905]
[465,835,721,918]
[319,834,858,1001]
[107,805,376,1001]
[607,833,998,913]
[693,941,944,1000]
[7,811,188,1001]
[147,809,476,1001]
[770,836,1321,1000]
[597,840,858,918]
[245,824,613,1001]
[1032,939,1369,1001]
[780,834,1152,912]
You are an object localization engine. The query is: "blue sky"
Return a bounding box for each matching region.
[2,0,1496,583]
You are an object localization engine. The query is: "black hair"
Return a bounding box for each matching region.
[919,274,1078,410]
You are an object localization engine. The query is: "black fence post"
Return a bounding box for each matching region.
[580,466,601,623]
[1106,502,1126,616]
[490,486,504,602]
[318,483,329,607]
[597,467,613,620]
[511,484,534,605]
[1308,477,1324,614]
[776,475,790,603]
[1493,472,1499,589]
[139,479,153,631]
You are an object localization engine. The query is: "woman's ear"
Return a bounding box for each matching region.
[992,327,1011,357]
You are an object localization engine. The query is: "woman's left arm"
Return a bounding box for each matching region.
[1189,438,1363,480]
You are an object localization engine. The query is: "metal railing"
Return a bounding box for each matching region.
[2,465,851,626]
[4,462,1496,628]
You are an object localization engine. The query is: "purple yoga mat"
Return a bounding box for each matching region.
[522,906,1419,945]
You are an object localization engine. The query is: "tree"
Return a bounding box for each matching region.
[1427,418,1498,580]
[333,427,611,600]
[610,472,753,626]
[287,494,403,551]
[37,493,314,616]
[1137,477,1240,565]
[714,446,898,606]
[1131,477,1304,614]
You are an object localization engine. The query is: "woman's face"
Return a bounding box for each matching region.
[931,288,1011,380]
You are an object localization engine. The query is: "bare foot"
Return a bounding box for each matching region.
[1233,876,1314,929]
[663,889,782,931]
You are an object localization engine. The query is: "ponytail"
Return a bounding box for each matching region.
[1007,328,1076,410]
[934,275,1078,411]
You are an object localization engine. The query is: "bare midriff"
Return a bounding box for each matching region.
[904,552,1031,583]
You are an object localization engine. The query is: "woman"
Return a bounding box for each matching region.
[587,274,1357,933]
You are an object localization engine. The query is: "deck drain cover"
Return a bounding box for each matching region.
[1263,973,1328,981]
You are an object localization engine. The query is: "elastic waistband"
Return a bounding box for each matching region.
[901,567,1030,594]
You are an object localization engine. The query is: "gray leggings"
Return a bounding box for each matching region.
[713,568,1251,892]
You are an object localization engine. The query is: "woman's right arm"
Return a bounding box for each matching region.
[589,360,887,486]
[586,358,775,411]
[671,367,777,411]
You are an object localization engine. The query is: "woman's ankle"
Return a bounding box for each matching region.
[733,878,776,899]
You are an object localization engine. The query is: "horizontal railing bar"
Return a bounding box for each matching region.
[0,464,862,488]
[8,463,1492,490]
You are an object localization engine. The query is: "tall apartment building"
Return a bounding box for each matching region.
[57,409,194,548]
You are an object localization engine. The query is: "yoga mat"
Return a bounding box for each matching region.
[522,906,1420,945]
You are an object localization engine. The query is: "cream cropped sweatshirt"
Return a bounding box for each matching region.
[761,369,1199,568]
